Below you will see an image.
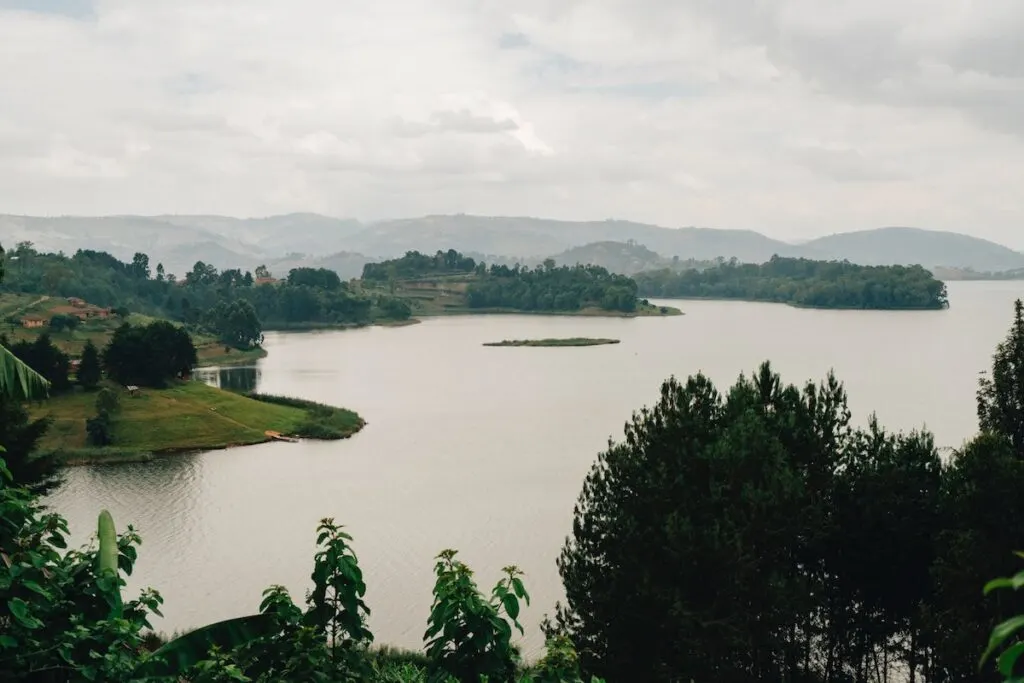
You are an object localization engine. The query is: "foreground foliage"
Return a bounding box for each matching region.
[0,465,598,682]
[551,300,1024,682]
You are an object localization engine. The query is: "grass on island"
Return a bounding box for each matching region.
[32,381,364,464]
[483,337,621,347]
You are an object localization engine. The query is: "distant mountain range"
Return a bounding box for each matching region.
[2,213,1022,277]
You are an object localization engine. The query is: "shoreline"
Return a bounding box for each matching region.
[54,427,365,467]
[35,384,365,467]
[411,304,683,318]
[195,346,268,368]
[642,295,946,312]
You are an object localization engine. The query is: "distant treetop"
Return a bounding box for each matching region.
[362,249,477,280]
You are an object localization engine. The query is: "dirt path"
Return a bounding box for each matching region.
[2,294,49,319]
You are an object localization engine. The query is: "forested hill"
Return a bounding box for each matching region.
[634,256,949,310]
[0,243,413,342]
[361,250,661,315]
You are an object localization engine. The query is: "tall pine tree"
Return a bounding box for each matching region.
[77,339,102,390]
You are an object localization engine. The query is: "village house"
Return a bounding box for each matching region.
[21,315,45,328]
[67,297,87,307]
[50,304,112,320]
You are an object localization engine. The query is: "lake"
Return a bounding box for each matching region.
[45,280,1024,655]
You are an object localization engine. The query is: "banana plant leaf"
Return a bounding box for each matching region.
[0,343,49,400]
[135,613,279,678]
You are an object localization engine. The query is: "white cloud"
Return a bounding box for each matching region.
[0,0,1023,246]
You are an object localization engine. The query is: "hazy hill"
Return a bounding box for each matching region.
[347,215,798,262]
[554,241,672,275]
[803,227,1024,271]
[157,213,363,256]
[0,213,361,276]
[0,214,261,275]
[262,251,373,281]
[4,213,1023,277]
[552,241,726,275]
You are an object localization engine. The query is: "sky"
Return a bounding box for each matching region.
[1,1,1023,246]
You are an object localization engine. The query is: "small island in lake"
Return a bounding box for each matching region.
[483,337,621,347]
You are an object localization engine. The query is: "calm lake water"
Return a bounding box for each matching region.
[46,281,1024,654]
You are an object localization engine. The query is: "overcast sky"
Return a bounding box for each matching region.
[1,1,1023,245]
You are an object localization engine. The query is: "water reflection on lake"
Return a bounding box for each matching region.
[194,366,261,393]
[45,281,1024,655]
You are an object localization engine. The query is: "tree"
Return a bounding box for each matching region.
[86,387,120,446]
[78,339,102,390]
[255,264,271,279]
[130,252,151,279]
[978,298,1024,454]
[0,397,57,493]
[48,313,80,332]
[552,360,929,679]
[185,260,219,287]
[929,300,1024,679]
[155,262,165,281]
[9,334,71,393]
[207,299,263,349]
[103,321,197,387]
[287,267,342,290]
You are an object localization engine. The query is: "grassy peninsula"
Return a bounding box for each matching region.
[484,337,620,347]
[635,256,949,310]
[33,381,364,465]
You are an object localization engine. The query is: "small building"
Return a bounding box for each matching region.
[50,304,110,320]
[21,315,45,328]
[255,277,279,286]
[67,297,87,307]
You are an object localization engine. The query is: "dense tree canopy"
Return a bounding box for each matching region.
[554,301,1024,682]
[6,334,71,393]
[204,299,264,349]
[286,266,342,290]
[103,321,197,387]
[634,255,949,309]
[977,299,1024,452]
[77,340,102,390]
[0,245,409,332]
[467,263,639,313]
[362,249,477,280]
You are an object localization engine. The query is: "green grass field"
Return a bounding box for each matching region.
[33,381,364,461]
